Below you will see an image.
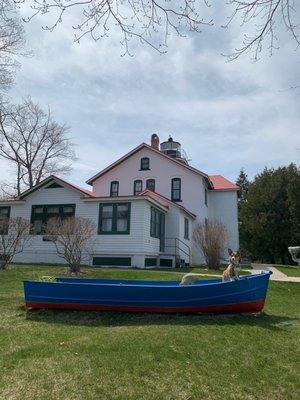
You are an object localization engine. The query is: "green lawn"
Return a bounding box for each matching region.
[0,265,299,400]
[274,265,300,277]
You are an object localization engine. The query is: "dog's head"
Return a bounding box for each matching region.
[228,248,241,265]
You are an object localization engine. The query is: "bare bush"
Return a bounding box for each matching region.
[193,219,227,269]
[0,216,31,269]
[45,216,96,274]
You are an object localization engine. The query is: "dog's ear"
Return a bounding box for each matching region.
[236,251,241,262]
[228,248,233,256]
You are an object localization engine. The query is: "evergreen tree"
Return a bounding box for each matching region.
[239,163,300,264]
[236,168,250,205]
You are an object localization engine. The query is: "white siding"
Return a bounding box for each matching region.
[5,145,239,268]
[92,147,209,219]
[91,146,239,265]
[209,190,239,253]
[9,185,162,267]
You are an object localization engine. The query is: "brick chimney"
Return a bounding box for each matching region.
[151,134,159,150]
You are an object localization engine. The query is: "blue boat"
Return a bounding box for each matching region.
[23,271,272,314]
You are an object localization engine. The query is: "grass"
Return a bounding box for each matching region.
[0,264,299,400]
[274,265,300,277]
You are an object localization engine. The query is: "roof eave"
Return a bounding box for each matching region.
[86,142,213,188]
[18,175,94,199]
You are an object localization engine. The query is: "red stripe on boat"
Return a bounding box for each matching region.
[26,299,265,314]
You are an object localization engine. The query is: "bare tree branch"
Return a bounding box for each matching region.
[0,0,27,90]
[224,0,300,61]
[45,216,96,273]
[193,219,227,269]
[0,97,76,196]
[0,216,32,269]
[18,0,213,55]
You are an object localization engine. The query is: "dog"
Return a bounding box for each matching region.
[222,248,241,282]
[180,273,201,285]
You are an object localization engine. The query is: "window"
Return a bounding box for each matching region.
[150,207,164,238]
[98,203,130,234]
[46,182,63,189]
[134,180,143,195]
[205,188,208,206]
[184,218,189,240]
[0,206,10,234]
[30,204,75,235]
[140,157,150,170]
[110,181,119,197]
[146,179,155,192]
[171,178,181,202]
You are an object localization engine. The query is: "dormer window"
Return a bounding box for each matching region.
[110,181,119,197]
[171,178,181,202]
[134,180,143,195]
[140,157,150,170]
[146,179,155,192]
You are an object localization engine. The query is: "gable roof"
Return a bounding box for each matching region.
[139,189,196,219]
[86,143,214,188]
[18,175,94,200]
[209,175,239,191]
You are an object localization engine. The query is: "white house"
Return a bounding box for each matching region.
[0,135,239,268]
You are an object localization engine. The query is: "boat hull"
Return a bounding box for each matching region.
[23,272,271,314]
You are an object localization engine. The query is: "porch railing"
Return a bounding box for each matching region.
[164,237,191,267]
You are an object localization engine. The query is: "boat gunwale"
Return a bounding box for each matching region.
[23,272,271,289]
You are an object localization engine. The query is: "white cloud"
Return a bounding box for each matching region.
[5,1,299,189]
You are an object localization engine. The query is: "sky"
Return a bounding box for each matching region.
[3,1,300,190]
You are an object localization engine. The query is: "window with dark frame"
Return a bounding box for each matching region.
[171,178,181,202]
[98,203,130,234]
[0,206,11,235]
[45,182,63,189]
[110,181,119,197]
[205,188,208,206]
[133,180,143,195]
[30,204,75,235]
[184,217,189,240]
[140,157,150,170]
[146,179,155,192]
[150,207,163,238]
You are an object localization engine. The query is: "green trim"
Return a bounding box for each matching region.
[0,206,11,235]
[30,204,76,235]
[145,258,157,267]
[133,180,143,195]
[98,202,131,235]
[171,177,181,202]
[140,157,150,170]
[146,179,155,192]
[150,207,165,252]
[160,258,173,267]
[110,181,119,197]
[184,217,189,240]
[93,257,131,267]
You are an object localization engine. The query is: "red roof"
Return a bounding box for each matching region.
[209,175,239,191]
[139,189,196,219]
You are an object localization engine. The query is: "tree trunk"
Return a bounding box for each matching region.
[70,263,81,274]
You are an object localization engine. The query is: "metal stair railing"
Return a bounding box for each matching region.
[164,237,191,266]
